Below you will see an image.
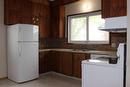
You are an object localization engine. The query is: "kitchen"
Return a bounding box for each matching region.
[0,0,129,87]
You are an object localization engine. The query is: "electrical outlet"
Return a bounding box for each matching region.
[111,43,116,48]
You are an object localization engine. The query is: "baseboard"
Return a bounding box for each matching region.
[39,71,54,76]
[51,72,81,81]
[0,77,7,80]
[40,72,81,81]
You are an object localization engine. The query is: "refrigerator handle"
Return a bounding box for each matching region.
[18,43,22,56]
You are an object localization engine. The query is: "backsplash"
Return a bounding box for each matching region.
[40,32,126,51]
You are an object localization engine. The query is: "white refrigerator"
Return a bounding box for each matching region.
[7,24,39,83]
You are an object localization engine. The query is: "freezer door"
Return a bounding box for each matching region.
[18,24,38,41]
[17,42,39,83]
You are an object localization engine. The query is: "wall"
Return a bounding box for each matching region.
[65,0,101,15]
[0,0,7,78]
[126,0,130,86]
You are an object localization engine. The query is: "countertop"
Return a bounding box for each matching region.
[39,49,117,58]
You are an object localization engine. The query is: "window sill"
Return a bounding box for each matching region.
[68,41,110,45]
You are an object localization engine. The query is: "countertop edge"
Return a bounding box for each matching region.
[39,49,117,57]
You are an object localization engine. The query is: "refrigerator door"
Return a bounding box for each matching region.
[18,24,38,42]
[17,42,39,83]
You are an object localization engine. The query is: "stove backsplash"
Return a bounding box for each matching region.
[40,32,126,51]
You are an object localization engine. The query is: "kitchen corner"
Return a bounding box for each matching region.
[0,0,128,87]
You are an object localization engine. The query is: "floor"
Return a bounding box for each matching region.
[0,73,81,87]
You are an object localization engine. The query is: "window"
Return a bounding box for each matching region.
[68,12,109,44]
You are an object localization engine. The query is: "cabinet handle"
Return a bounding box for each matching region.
[36,18,39,21]
[32,17,35,20]
[33,21,36,23]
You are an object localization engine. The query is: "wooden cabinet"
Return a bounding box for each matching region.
[49,51,61,73]
[39,51,73,76]
[4,0,33,24]
[39,52,44,74]
[4,0,50,38]
[50,0,78,6]
[102,0,127,18]
[32,3,50,38]
[39,51,62,74]
[50,5,65,38]
[73,53,90,78]
[50,0,60,7]
[39,51,90,78]
[50,51,73,76]
[60,52,73,76]
[60,0,79,5]
[39,51,51,74]
[50,0,78,39]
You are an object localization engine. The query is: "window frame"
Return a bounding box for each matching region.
[67,11,109,44]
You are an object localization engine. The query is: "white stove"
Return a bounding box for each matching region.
[82,43,126,87]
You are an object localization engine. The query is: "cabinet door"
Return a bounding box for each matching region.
[73,53,90,78]
[60,52,73,76]
[50,6,65,38]
[39,52,44,74]
[110,0,127,17]
[102,0,110,18]
[50,6,60,38]
[59,6,65,38]
[102,0,127,18]
[32,3,41,17]
[39,6,50,38]
[32,3,50,38]
[4,0,33,24]
[49,51,61,73]
[50,0,60,6]
[39,51,50,74]
[60,0,79,5]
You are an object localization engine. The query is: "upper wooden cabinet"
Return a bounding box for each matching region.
[4,0,50,38]
[102,0,127,18]
[50,5,65,38]
[32,2,50,38]
[29,0,49,5]
[50,0,79,6]
[4,0,33,24]
[60,0,79,5]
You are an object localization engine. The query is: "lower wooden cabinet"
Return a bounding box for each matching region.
[39,51,50,74]
[39,51,90,78]
[73,53,90,78]
[50,51,61,72]
[39,51,62,74]
[60,52,73,76]
[48,51,73,76]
